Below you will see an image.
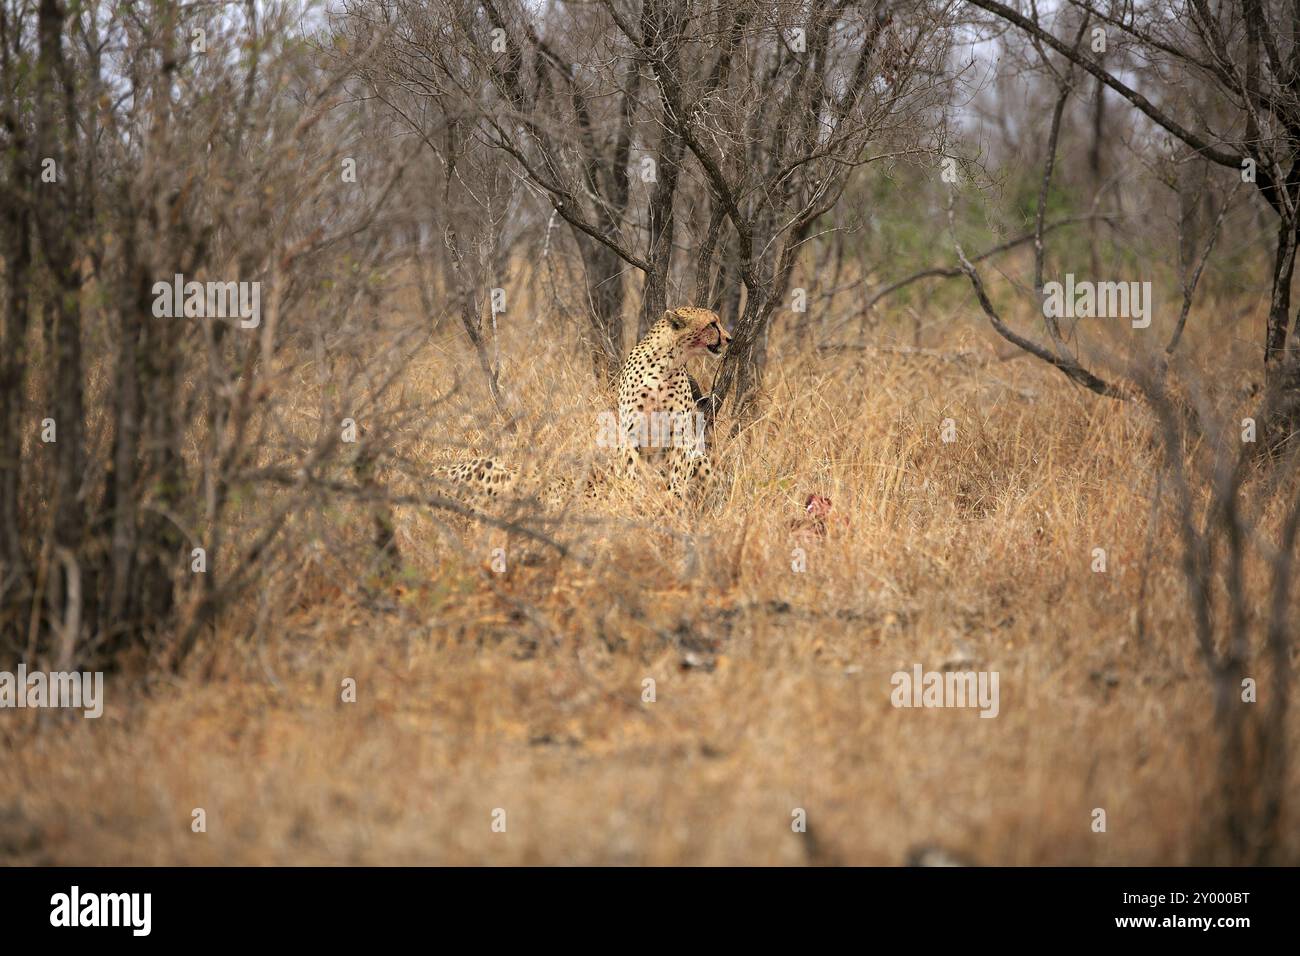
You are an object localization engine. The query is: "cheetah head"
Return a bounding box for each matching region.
[665,307,732,358]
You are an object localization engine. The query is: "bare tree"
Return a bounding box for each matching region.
[1140,370,1297,863]
[967,0,1300,446]
[0,2,444,668]
[343,0,656,380]
[348,0,951,419]
[606,0,953,418]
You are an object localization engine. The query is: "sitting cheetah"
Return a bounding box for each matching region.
[614,306,730,493]
[433,306,731,504]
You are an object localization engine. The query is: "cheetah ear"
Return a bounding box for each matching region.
[665,308,690,330]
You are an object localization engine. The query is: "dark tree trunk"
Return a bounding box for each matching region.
[576,238,626,382]
[35,0,91,661]
[637,0,688,337]
[0,132,32,592]
[637,125,685,337]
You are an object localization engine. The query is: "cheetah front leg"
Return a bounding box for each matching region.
[668,447,712,497]
[615,414,644,481]
[614,443,642,481]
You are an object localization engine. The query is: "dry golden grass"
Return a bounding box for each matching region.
[3,287,1297,866]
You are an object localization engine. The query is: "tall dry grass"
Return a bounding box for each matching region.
[2,273,1296,865]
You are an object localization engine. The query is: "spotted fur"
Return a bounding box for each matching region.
[432,456,519,500]
[614,306,730,494]
[431,456,572,509]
